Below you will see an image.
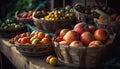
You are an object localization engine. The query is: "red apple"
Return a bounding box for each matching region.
[45,34,52,41]
[63,30,80,44]
[56,37,63,42]
[88,25,96,33]
[94,29,109,42]
[115,15,120,22]
[69,40,83,47]
[74,22,88,35]
[46,55,53,63]
[59,41,68,45]
[88,40,103,47]
[80,32,95,45]
[60,29,69,38]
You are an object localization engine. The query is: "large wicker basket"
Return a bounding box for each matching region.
[32,12,75,33]
[53,31,115,68]
[15,42,54,56]
[0,25,27,38]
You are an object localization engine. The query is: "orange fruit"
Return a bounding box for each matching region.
[41,37,50,44]
[37,32,45,39]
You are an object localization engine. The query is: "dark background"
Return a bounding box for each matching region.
[0,0,120,19]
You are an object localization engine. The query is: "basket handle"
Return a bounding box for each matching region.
[52,29,61,41]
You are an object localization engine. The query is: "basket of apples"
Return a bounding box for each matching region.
[32,8,75,33]
[13,31,54,56]
[53,22,116,68]
[15,10,34,25]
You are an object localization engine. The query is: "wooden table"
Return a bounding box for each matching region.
[0,38,77,69]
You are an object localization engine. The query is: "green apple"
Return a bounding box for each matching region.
[49,57,58,66]
[30,31,36,37]
[32,38,39,44]
[30,36,36,42]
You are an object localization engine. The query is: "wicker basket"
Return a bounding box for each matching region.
[73,3,94,24]
[15,42,54,56]
[32,11,74,33]
[0,25,27,38]
[94,18,120,33]
[53,30,115,68]
[15,10,34,25]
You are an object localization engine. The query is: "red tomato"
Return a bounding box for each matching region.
[18,38,22,43]
[21,37,30,44]
[56,37,63,42]
[20,33,26,38]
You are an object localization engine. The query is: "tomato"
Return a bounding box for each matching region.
[21,37,30,44]
[18,38,22,43]
[20,33,26,38]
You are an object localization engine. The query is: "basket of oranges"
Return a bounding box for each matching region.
[32,9,75,33]
[11,31,54,56]
[53,22,115,68]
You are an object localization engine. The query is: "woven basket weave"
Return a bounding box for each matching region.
[15,42,54,56]
[94,18,120,33]
[0,25,27,38]
[32,11,74,33]
[15,10,34,25]
[53,30,115,68]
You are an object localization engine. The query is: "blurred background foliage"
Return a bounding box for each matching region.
[0,0,48,20]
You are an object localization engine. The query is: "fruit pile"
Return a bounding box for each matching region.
[40,10,73,21]
[9,31,52,45]
[18,10,33,19]
[0,19,24,29]
[55,22,111,47]
[34,9,49,18]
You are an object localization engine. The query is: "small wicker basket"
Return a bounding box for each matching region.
[15,10,34,25]
[94,19,120,33]
[15,42,54,56]
[32,10,75,33]
[0,25,27,38]
[73,3,94,24]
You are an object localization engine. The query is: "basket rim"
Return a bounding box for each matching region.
[0,25,26,31]
[14,10,33,21]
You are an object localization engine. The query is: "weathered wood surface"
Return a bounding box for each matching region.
[0,38,77,69]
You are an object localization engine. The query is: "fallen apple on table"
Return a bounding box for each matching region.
[46,55,58,66]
